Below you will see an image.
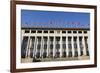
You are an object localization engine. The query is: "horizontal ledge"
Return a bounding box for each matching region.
[21,28,90,30]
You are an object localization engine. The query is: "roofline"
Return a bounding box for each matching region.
[21,27,90,30]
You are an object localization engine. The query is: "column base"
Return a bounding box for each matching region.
[78,56,90,60]
[21,56,90,63]
[21,57,33,63]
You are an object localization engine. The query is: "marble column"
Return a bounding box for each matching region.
[53,36,55,58]
[83,37,86,56]
[77,36,81,57]
[25,37,30,57]
[60,37,62,57]
[66,36,68,57]
[71,36,74,57]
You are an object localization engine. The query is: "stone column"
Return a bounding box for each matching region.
[87,37,90,56]
[47,36,49,57]
[41,37,44,59]
[60,37,62,57]
[21,30,24,44]
[28,37,32,57]
[25,36,30,57]
[33,37,36,58]
[71,36,74,57]
[66,36,68,57]
[40,36,43,58]
[35,37,38,58]
[82,37,86,56]
[77,36,80,57]
[53,36,55,58]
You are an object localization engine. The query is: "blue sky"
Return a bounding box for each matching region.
[21,10,90,28]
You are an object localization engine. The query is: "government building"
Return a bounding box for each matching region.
[21,26,90,63]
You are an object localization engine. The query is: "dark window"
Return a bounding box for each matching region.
[62,31,66,33]
[25,30,29,33]
[43,52,47,58]
[56,44,60,49]
[56,37,60,41]
[78,31,82,33]
[44,31,48,33]
[73,31,77,33]
[62,51,66,57]
[67,31,71,33]
[50,52,53,57]
[37,44,41,50]
[50,31,54,33]
[84,31,87,33]
[68,37,72,49]
[86,51,89,56]
[63,44,66,49]
[68,51,72,57]
[68,44,72,49]
[31,30,36,33]
[74,37,77,49]
[37,31,42,33]
[44,44,47,49]
[56,51,60,57]
[36,52,40,58]
[56,37,60,47]
[50,44,53,49]
[21,37,28,58]
[50,37,53,41]
[74,51,78,57]
[62,37,66,49]
[80,51,83,56]
[50,37,54,49]
[37,37,41,50]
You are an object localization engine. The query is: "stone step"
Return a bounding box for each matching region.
[21,56,90,63]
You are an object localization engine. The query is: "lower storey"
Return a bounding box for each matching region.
[21,55,90,63]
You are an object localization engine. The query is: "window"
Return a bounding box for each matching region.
[50,37,54,49]
[73,31,77,33]
[25,30,29,33]
[68,37,72,49]
[56,51,60,57]
[37,37,41,50]
[74,51,78,57]
[36,52,40,58]
[62,51,66,57]
[44,37,47,49]
[67,31,71,33]
[84,31,87,33]
[50,31,54,33]
[74,37,77,49]
[31,30,36,33]
[44,31,48,33]
[68,51,72,57]
[62,31,66,33]
[37,30,42,33]
[50,44,53,49]
[50,51,53,57]
[43,52,47,58]
[56,37,60,49]
[78,31,82,33]
[62,37,66,49]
